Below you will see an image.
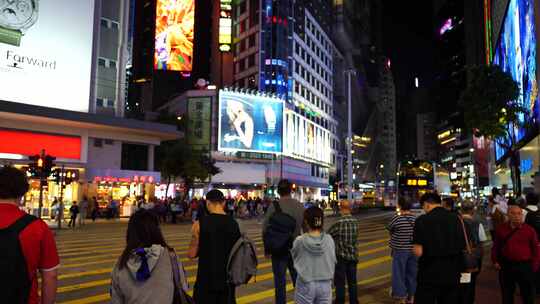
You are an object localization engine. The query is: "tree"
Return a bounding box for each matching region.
[459,65,526,195]
[159,140,220,199]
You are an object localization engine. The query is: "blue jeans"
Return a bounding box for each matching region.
[334,258,358,304]
[272,254,297,304]
[295,278,332,304]
[391,249,418,299]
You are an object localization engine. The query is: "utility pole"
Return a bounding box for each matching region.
[37,149,46,218]
[58,165,65,230]
[345,70,356,203]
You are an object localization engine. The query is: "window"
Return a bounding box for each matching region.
[240,39,246,52]
[111,21,120,30]
[109,60,117,69]
[121,143,149,171]
[248,34,256,47]
[98,58,106,67]
[100,18,109,28]
[240,19,246,33]
[107,99,115,107]
[94,138,103,147]
[96,98,104,107]
[248,54,255,67]
[105,139,114,145]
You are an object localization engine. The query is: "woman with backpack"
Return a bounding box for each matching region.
[292,206,336,304]
[387,198,417,304]
[111,210,189,304]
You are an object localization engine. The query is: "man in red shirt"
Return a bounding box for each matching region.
[0,166,59,304]
[492,204,539,304]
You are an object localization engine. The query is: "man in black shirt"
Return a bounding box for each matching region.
[413,193,465,304]
[188,190,241,303]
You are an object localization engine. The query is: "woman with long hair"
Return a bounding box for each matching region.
[111,210,188,304]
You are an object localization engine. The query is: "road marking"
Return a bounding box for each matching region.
[57,257,391,304]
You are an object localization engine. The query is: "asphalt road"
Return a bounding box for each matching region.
[53,209,396,304]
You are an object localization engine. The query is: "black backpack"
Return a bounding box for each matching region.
[0,214,37,304]
[526,208,540,239]
[263,201,297,255]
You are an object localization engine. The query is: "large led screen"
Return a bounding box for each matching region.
[0,0,95,112]
[284,111,331,164]
[218,91,284,154]
[493,0,538,160]
[154,0,195,71]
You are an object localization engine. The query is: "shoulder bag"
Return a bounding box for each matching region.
[459,216,482,273]
[169,250,194,304]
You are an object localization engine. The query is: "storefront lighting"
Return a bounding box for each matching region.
[207,85,217,90]
[0,153,24,160]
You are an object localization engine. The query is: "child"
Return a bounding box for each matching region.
[292,207,336,304]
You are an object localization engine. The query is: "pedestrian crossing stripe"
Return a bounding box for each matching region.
[57,256,392,304]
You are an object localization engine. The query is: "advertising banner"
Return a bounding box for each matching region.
[284,110,331,165]
[218,90,283,154]
[493,0,538,160]
[0,0,95,112]
[187,97,211,149]
[154,0,195,71]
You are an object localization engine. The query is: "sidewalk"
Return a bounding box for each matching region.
[476,254,540,303]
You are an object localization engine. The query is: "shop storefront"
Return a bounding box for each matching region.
[86,169,161,217]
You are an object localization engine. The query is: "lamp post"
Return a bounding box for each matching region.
[345,69,356,202]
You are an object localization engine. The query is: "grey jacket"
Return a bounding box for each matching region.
[111,245,178,304]
[292,233,336,282]
[263,197,305,237]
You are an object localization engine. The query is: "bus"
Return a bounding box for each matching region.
[385,160,451,212]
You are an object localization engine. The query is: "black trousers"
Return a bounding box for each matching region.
[193,284,236,304]
[415,283,459,304]
[500,261,536,304]
[334,258,358,304]
[457,271,479,304]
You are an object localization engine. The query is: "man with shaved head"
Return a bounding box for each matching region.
[492,204,540,303]
[328,200,360,304]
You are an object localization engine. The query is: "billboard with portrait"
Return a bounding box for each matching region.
[0,0,95,112]
[154,0,195,72]
[493,0,538,160]
[218,90,283,154]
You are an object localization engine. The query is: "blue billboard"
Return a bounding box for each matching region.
[494,0,538,160]
[218,90,284,154]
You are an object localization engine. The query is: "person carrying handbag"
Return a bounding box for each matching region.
[111,210,191,304]
[457,201,488,304]
[492,205,540,304]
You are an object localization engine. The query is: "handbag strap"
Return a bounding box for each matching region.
[169,249,189,303]
[458,216,473,254]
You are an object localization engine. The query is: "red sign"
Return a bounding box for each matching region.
[0,129,81,159]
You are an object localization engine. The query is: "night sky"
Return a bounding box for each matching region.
[381,1,439,157]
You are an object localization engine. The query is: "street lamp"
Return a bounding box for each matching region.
[345,69,356,203]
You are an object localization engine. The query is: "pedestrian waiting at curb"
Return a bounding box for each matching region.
[458,200,488,304]
[328,200,360,304]
[110,210,190,304]
[492,204,540,304]
[524,192,540,295]
[263,179,305,304]
[188,189,241,303]
[0,166,60,304]
[292,206,336,304]
[413,193,465,304]
[387,197,417,304]
[68,201,79,228]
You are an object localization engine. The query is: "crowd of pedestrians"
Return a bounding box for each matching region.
[6,161,540,304]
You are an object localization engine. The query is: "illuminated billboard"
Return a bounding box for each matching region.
[218,90,283,154]
[493,0,538,160]
[284,110,331,164]
[0,0,95,112]
[154,0,195,71]
[219,0,232,52]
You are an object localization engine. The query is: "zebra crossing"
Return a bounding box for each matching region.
[53,212,395,304]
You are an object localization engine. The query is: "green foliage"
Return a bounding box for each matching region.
[159,140,220,192]
[155,110,186,132]
[459,65,523,145]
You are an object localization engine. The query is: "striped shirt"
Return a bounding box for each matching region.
[388,214,416,250]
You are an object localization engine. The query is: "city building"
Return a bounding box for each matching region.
[416,112,438,161]
[0,0,181,217]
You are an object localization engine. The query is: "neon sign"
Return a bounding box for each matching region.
[219,0,232,52]
[439,18,453,35]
